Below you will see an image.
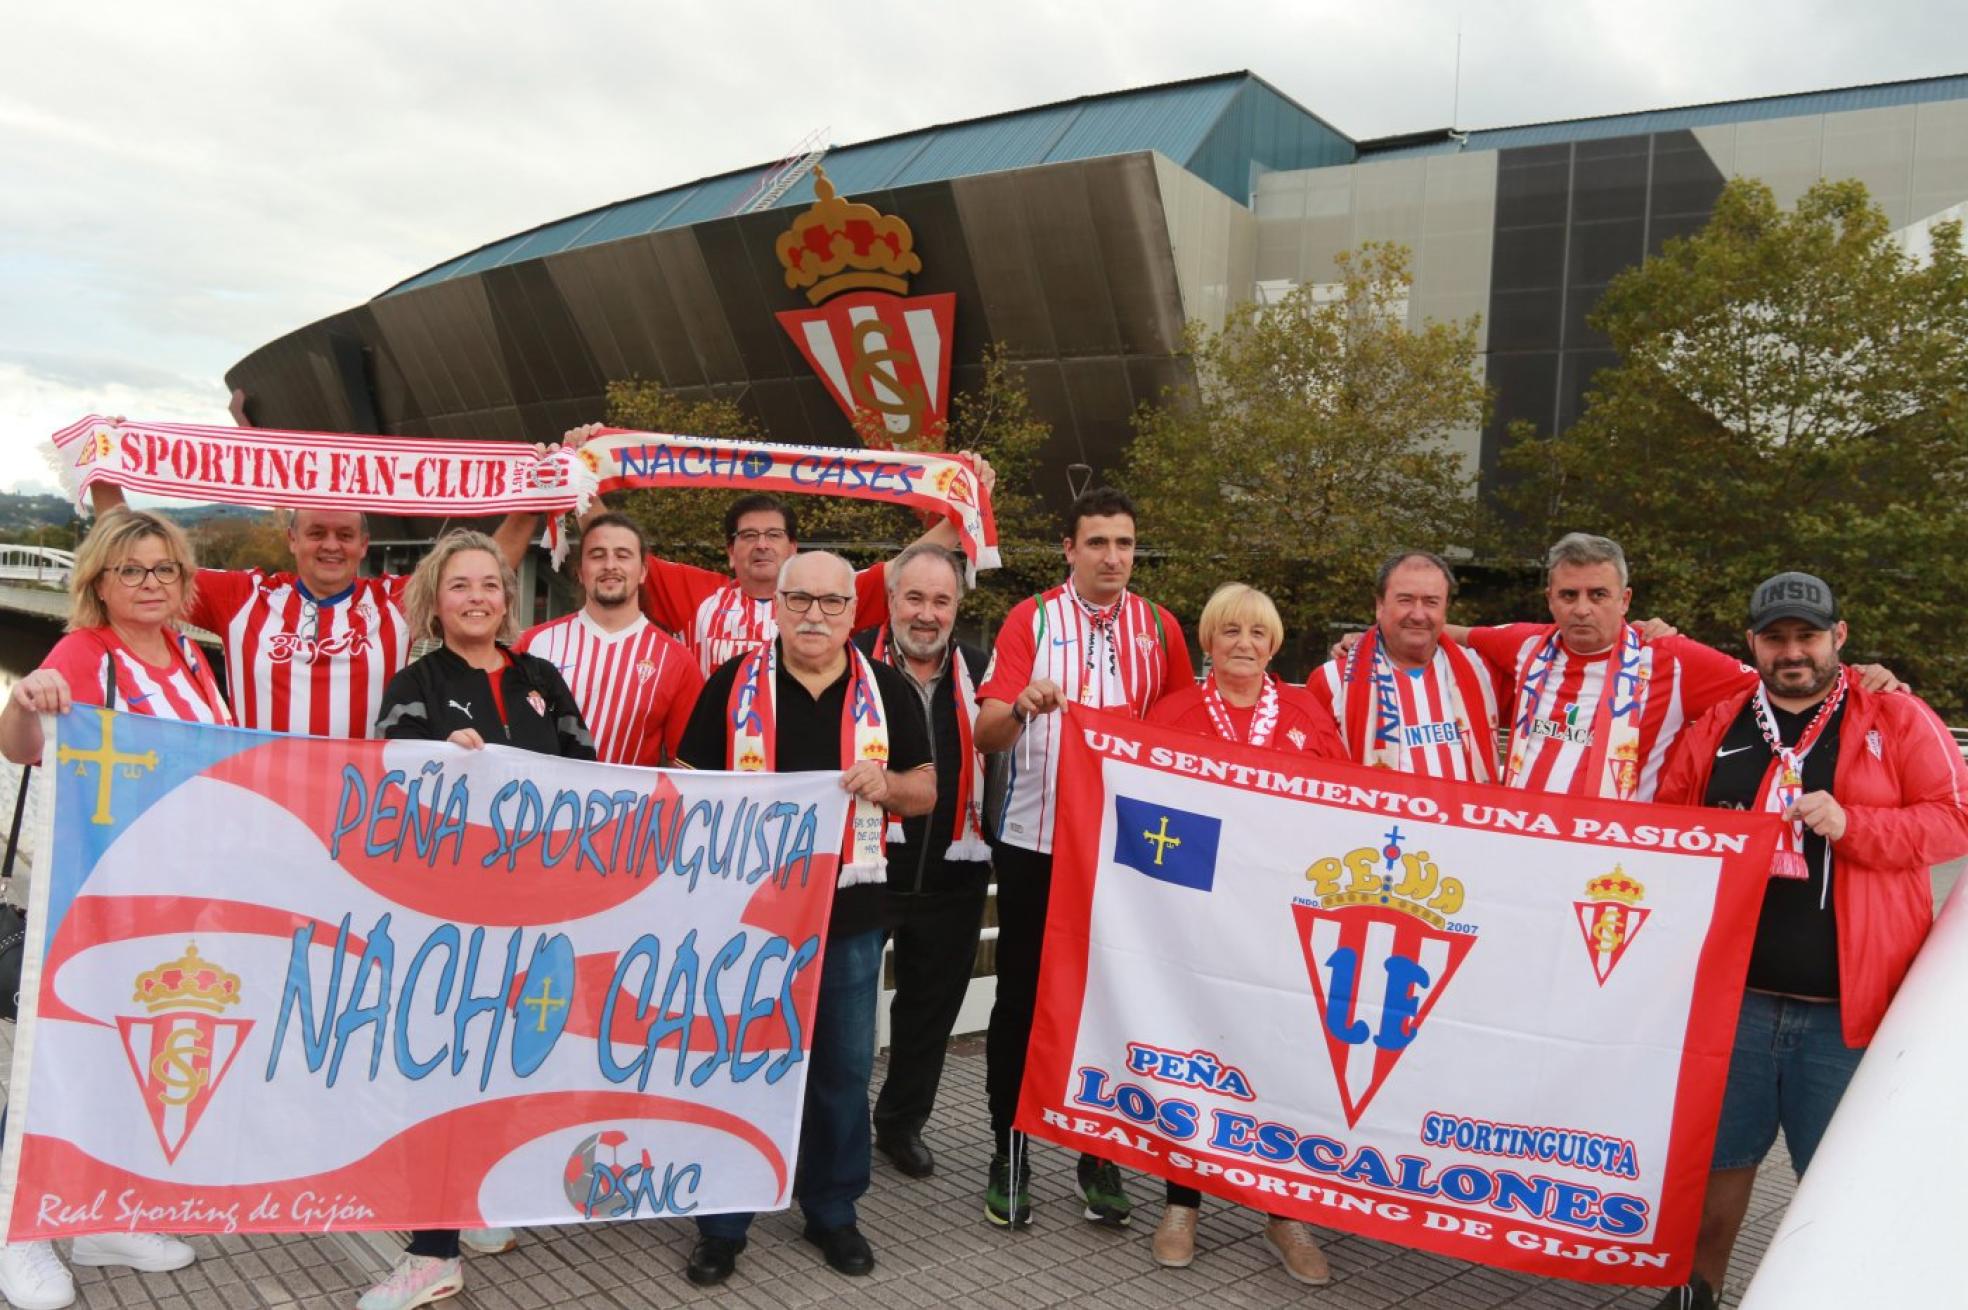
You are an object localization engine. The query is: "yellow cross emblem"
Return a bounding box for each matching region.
[57,709,158,826]
[1142,815,1182,866]
[521,976,568,1033]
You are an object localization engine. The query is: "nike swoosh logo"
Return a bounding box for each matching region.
[1715,745,1760,758]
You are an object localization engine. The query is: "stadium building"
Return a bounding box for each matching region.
[228,70,1968,504]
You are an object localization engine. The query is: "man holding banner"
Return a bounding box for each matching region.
[1649,573,1968,1309]
[972,486,1193,1232]
[88,483,539,739]
[565,425,996,677]
[673,550,935,1286]
[1307,551,1504,781]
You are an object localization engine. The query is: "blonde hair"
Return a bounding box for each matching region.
[68,508,199,632]
[1197,583,1284,658]
[404,530,519,645]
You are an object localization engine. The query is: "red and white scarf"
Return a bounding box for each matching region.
[51,416,1000,574]
[728,641,891,887]
[872,627,990,861]
[1504,623,1653,799]
[1749,670,1847,880]
[1342,626,1493,781]
[1201,673,1282,747]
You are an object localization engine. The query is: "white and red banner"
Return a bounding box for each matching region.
[49,416,999,572]
[1018,708,1779,1285]
[0,709,849,1238]
[579,427,997,573]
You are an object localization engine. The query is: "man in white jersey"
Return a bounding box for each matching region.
[1457,533,1897,801]
[516,513,701,767]
[972,486,1194,1232]
[90,484,537,738]
[565,425,996,677]
[1306,551,1503,781]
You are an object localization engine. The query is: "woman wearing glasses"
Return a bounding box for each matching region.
[0,509,223,1309]
[359,529,594,1310]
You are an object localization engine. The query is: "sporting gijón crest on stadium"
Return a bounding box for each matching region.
[1293,827,1475,1128]
[771,168,956,449]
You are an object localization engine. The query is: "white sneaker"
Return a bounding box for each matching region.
[356,1254,463,1310]
[68,1231,195,1272]
[459,1227,516,1255]
[0,1241,74,1310]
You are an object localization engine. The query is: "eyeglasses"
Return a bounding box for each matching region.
[112,562,183,587]
[779,591,853,616]
[733,529,790,546]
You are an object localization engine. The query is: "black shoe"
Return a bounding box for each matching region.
[684,1235,744,1286]
[803,1223,874,1276]
[1649,1276,1716,1310]
[875,1126,935,1178]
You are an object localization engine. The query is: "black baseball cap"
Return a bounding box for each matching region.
[1749,572,1838,632]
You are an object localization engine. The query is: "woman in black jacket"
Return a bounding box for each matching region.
[360,529,594,1310]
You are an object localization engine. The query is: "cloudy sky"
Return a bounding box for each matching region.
[3,0,1959,495]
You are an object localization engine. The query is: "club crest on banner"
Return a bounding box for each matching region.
[1574,866,1651,987]
[115,943,253,1164]
[772,168,956,450]
[1292,826,1476,1127]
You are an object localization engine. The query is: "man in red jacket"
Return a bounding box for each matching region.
[1651,572,1968,1309]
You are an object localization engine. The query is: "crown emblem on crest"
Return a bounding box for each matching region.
[131,943,240,1014]
[737,748,766,771]
[861,740,890,762]
[1584,867,1645,905]
[774,167,922,304]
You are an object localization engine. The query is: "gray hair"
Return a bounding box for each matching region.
[885,542,969,598]
[776,550,855,594]
[1545,533,1629,589]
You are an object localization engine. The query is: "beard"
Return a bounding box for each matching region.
[1760,652,1840,699]
[586,577,634,606]
[891,622,950,663]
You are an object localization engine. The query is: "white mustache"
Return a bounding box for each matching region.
[795,621,832,636]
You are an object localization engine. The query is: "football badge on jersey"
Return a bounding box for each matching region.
[1293,827,1475,1127]
[116,943,252,1163]
[1574,867,1649,986]
[526,690,547,718]
[635,657,657,684]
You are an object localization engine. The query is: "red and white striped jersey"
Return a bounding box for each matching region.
[189,569,410,738]
[978,582,1194,854]
[1466,623,1755,800]
[41,628,230,724]
[515,611,702,767]
[1305,644,1505,781]
[639,556,891,677]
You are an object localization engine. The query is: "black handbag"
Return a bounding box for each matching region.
[0,764,31,1023]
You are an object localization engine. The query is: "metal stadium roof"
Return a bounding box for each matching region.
[1358,70,1968,159]
[381,68,1968,299]
[381,71,1354,297]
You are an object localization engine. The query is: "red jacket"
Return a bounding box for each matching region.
[1656,674,1968,1046]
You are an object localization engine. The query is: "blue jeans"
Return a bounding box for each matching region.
[697,928,883,1239]
[1712,990,1864,1176]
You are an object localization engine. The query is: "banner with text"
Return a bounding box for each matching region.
[49,417,998,572]
[580,428,999,573]
[0,709,848,1239]
[1018,709,1779,1285]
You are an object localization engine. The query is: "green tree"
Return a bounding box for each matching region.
[601,343,1054,632]
[1497,178,1968,714]
[1127,242,1486,669]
